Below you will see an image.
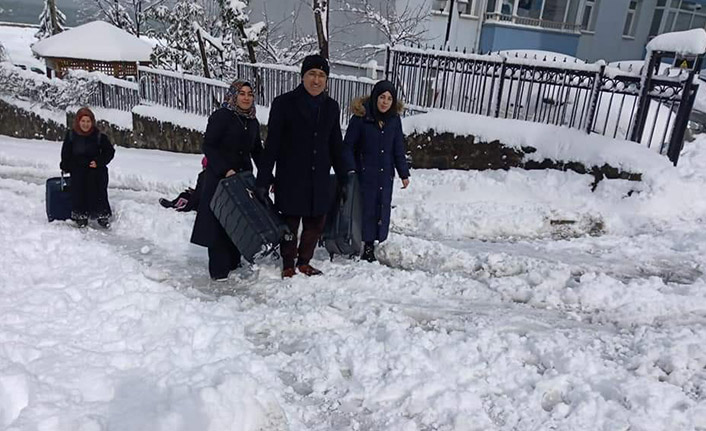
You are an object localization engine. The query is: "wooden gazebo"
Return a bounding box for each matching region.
[31,21,152,79]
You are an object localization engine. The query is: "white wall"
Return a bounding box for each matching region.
[577,0,658,62]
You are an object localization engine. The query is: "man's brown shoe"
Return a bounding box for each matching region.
[297,264,323,276]
[282,267,296,278]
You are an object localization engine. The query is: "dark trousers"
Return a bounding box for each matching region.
[208,225,242,279]
[71,167,111,220]
[281,215,326,269]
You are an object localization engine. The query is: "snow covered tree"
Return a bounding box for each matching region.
[312,0,330,59]
[36,0,66,40]
[93,0,167,37]
[147,1,216,74]
[260,5,317,65]
[104,0,136,34]
[0,42,7,62]
[343,0,429,47]
[216,0,265,64]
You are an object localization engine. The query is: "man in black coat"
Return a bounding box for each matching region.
[256,54,351,278]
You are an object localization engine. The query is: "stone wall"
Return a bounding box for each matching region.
[131,111,268,154]
[406,130,642,189]
[66,112,135,149]
[131,112,204,153]
[0,98,66,140]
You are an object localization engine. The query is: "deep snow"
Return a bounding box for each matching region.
[1,134,706,430]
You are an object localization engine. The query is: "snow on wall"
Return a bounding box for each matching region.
[402,110,673,175]
[646,28,706,55]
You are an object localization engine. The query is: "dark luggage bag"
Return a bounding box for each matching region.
[46,173,72,222]
[321,174,362,260]
[210,171,291,263]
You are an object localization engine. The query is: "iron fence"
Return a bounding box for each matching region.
[386,45,701,165]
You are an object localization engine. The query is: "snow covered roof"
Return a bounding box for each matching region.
[646,28,706,55]
[31,21,152,62]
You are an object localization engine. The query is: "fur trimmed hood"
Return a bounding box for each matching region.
[351,96,404,118]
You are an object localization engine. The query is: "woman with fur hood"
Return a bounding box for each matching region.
[343,80,410,262]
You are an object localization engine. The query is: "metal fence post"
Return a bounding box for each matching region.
[385,45,391,81]
[667,72,699,166]
[493,57,507,118]
[630,51,659,142]
[585,64,605,134]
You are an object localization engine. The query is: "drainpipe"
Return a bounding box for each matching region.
[444,0,456,48]
[473,0,488,52]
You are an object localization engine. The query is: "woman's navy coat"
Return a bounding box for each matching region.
[190,107,262,248]
[343,97,409,243]
[256,84,350,217]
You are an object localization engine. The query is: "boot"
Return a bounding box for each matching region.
[75,219,88,228]
[297,264,323,276]
[97,218,111,229]
[362,242,376,263]
[282,267,296,279]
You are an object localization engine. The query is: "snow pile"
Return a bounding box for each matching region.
[646,28,706,55]
[31,21,152,62]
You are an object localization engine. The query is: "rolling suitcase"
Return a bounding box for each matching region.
[321,174,362,260]
[46,173,72,222]
[210,171,291,263]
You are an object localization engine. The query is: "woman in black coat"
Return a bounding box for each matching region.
[343,80,410,262]
[60,107,115,228]
[190,80,263,281]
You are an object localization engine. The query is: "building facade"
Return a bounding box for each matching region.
[246,0,706,67]
[423,0,706,61]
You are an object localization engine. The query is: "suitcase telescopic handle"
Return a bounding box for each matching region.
[60,171,69,191]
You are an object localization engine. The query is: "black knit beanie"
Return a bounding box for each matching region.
[301,54,330,76]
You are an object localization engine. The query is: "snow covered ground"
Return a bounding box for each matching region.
[1,134,706,430]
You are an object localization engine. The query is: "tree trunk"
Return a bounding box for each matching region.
[236,23,258,63]
[313,0,329,59]
[48,0,61,35]
[196,28,211,78]
[135,0,142,38]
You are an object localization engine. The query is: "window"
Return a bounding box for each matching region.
[659,1,706,33]
[565,0,581,25]
[649,9,664,36]
[674,11,693,30]
[581,0,599,31]
[517,0,542,19]
[542,0,567,22]
[623,0,640,37]
[487,0,498,13]
[501,0,515,15]
[458,0,479,15]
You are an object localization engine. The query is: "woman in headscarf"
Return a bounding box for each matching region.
[343,80,410,262]
[60,107,115,228]
[190,80,263,281]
